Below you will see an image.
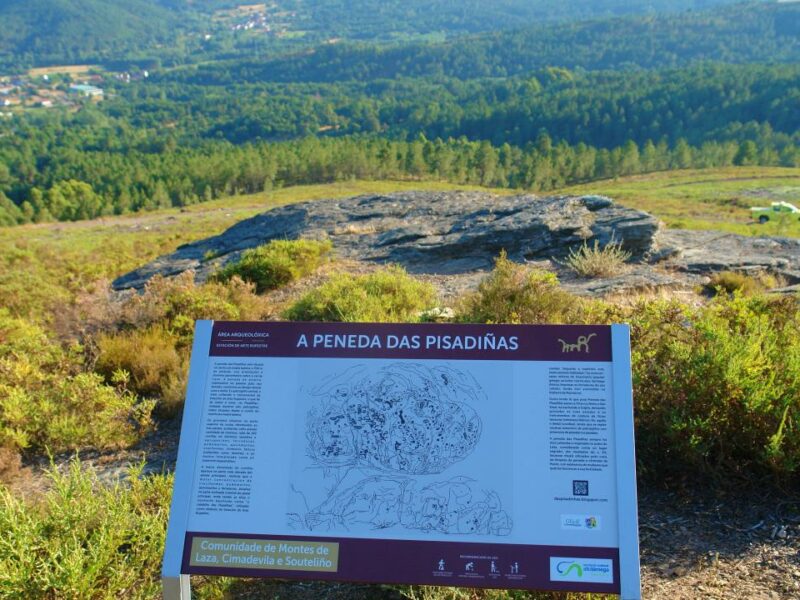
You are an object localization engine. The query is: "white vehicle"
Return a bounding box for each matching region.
[750,201,800,224]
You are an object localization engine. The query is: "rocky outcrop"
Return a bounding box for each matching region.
[657,229,800,285]
[112,191,800,296]
[113,191,662,290]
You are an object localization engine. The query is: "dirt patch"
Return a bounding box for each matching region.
[0,446,22,485]
[28,64,98,76]
[639,484,800,600]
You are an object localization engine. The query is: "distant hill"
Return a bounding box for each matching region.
[0,0,189,70]
[0,0,748,71]
[213,1,800,83]
[287,0,743,39]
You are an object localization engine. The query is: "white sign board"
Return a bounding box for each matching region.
[162,321,640,599]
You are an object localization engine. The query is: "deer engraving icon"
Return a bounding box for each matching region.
[557,333,596,353]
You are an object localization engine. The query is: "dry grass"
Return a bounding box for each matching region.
[704,270,785,296]
[562,238,631,278]
[333,223,380,235]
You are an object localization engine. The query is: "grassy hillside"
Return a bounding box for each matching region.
[563,166,800,237]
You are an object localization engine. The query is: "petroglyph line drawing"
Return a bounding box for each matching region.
[288,363,512,537]
[288,476,512,536]
[305,363,484,475]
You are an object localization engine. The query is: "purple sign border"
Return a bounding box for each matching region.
[209,321,612,362]
[182,531,621,594]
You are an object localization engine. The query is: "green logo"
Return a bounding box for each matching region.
[557,561,583,577]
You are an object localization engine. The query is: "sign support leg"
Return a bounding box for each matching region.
[162,574,191,600]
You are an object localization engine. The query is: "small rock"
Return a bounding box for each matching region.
[671,566,688,577]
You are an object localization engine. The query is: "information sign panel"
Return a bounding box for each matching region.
[162,321,640,599]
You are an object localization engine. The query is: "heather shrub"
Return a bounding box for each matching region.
[95,327,186,417]
[0,309,153,454]
[562,237,631,278]
[630,293,800,477]
[284,266,436,322]
[116,272,269,345]
[0,241,70,323]
[213,239,333,293]
[93,274,269,415]
[0,460,171,600]
[455,253,800,477]
[457,252,584,324]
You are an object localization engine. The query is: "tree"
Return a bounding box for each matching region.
[0,192,24,226]
[734,140,759,166]
[474,141,499,186]
[620,140,641,175]
[157,181,173,208]
[672,139,692,169]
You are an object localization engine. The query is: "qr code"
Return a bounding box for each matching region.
[573,480,589,496]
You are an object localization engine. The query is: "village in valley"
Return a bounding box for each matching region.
[0,2,301,120]
[213,3,296,35]
[0,66,150,115]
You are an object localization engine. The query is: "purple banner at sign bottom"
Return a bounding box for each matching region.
[183,532,621,594]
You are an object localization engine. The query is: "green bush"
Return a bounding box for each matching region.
[630,293,800,476]
[0,309,153,454]
[284,266,436,322]
[214,239,333,293]
[562,238,631,278]
[457,252,584,324]
[0,460,171,600]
